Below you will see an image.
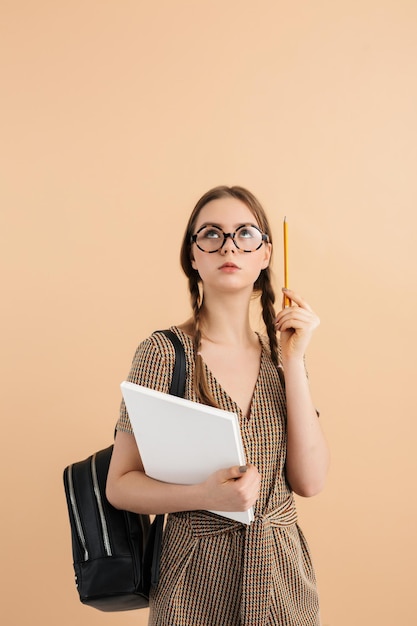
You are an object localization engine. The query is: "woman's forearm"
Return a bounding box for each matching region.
[106,468,207,515]
[283,357,330,497]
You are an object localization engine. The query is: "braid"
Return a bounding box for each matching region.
[189,273,220,407]
[257,268,279,366]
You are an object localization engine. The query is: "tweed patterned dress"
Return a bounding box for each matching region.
[117,327,320,626]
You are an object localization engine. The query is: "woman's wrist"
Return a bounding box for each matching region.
[281,354,306,371]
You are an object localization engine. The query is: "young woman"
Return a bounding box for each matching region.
[107,185,329,625]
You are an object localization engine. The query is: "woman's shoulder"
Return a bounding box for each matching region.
[128,324,193,360]
[120,330,175,397]
[146,325,195,361]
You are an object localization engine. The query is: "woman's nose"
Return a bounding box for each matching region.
[220,233,236,253]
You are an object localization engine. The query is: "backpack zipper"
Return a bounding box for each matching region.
[91,453,112,557]
[67,464,89,561]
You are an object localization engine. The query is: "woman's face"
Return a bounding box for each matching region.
[190,196,271,294]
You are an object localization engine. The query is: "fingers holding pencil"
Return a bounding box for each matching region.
[281,289,313,312]
[276,288,320,358]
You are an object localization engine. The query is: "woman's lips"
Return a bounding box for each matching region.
[219,262,239,271]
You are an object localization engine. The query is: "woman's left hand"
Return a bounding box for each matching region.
[275,289,320,361]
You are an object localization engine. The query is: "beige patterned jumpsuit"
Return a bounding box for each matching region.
[117,327,320,626]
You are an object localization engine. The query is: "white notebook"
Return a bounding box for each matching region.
[121,381,254,524]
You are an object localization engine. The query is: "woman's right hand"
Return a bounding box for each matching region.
[201,464,261,512]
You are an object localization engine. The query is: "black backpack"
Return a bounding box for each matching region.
[63,329,186,611]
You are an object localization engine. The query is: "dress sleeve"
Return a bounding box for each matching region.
[116,334,173,434]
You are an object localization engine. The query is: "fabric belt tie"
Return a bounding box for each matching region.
[171,496,297,626]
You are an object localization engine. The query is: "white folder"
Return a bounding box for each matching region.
[121,380,253,524]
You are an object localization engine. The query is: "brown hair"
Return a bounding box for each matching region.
[180,185,278,406]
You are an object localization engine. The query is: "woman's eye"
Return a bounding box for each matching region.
[239,228,255,238]
[204,229,221,239]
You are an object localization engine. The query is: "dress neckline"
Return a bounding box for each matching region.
[172,326,265,420]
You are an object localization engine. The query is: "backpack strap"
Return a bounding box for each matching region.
[155,329,186,398]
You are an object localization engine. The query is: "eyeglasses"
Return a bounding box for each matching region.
[191,224,269,253]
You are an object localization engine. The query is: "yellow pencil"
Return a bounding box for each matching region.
[283,217,290,307]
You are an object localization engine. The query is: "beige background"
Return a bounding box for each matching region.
[1,1,416,625]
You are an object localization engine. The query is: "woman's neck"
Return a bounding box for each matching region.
[198,291,256,346]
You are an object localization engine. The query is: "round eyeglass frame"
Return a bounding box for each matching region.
[191,224,269,253]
